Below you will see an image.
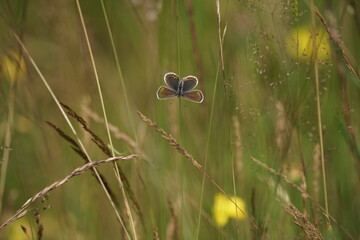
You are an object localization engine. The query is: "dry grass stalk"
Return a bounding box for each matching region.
[61,103,112,156]
[81,103,148,161]
[76,1,138,237]
[275,101,287,152]
[137,111,260,231]
[283,203,324,240]
[313,7,360,81]
[20,224,29,238]
[311,2,330,228]
[153,226,160,240]
[34,210,44,240]
[137,111,205,175]
[313,143,321,225]
[333,46,360,174]
[80,97,93,146]
[12,31,131,238]
[251,156,356,240]
[300,173,308,217]
[0,85,15,215]
[46,120,122,209]
[118,165,144,222]
[63,103,143,231]
[232,115,244,181]
[46,121,86,158]
[60,103,143,225]
[216,0,226,72]
[166,200,179,240]
[233,114,246,223]
[251,157,309,198]
[0,154,137,230]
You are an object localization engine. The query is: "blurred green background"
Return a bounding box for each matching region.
[1,0,360,239]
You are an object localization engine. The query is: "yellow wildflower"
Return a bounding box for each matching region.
[213,193,246,227]
[15,115,34,134]
[286,26,331,62]
[2,51,26,84]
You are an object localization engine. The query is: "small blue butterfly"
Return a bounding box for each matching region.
[156,72,204,103]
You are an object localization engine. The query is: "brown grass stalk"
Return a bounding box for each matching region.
[76,0,138,238]
[312,143,321,226]
[275,101,288,153]
[283,203,324,240]
[0,154,137,230]
[153,226,160,240]
[45,120,119,207]
[137,111,260,231]
[251,157,309,198]
[250,156,356,240]
[216,0,225,73]
[34,210,43,240]
[334,51,360,178]
[311,1,330,228]
[61,103,111,156]
[313,7,360,81]
[60,103,143,225]
[12,31,131,238]
[166,200,179,240]
[232,115,244,191]
[0,81,15,215]
[81,103,148,161]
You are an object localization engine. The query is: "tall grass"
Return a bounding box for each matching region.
[1,0,360,239]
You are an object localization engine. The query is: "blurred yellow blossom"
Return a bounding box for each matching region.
[286,26,331,62]
[2,51,26,84]
[15,115,34,134]
[213,193,246,227]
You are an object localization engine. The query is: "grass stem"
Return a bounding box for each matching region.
[310,0,331,229]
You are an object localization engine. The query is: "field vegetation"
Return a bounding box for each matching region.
[1,0,360,239]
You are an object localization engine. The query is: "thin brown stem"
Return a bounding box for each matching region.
[0,155,137,230]
[311,1,330,229]
[137,111,260,231]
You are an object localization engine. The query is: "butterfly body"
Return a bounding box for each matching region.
[174,81,184,97]
[156,72,204,103]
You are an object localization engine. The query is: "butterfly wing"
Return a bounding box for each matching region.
[182,75,198,92]
[164,72,180,91]
[156,86,177,100]
[181,90,204,103]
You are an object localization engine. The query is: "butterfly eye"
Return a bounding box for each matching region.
[164,72,180,91]
[156,86,177,100]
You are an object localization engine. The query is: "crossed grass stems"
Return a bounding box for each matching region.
[1,103,253,232]
[137,111,356,240]
[0,104,356,239]
[2,3,359,239]
[0,103,141,231]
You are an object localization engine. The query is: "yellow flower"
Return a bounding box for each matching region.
[213,193,246,227]
[15,115,34,134]
[2,51,26,84]
[286,26,331,62]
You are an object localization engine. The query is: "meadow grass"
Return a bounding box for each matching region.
[1,0,360,239]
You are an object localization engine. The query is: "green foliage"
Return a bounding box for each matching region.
[1,0,360,239]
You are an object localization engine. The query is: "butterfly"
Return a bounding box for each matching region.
[156,72,204,103]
